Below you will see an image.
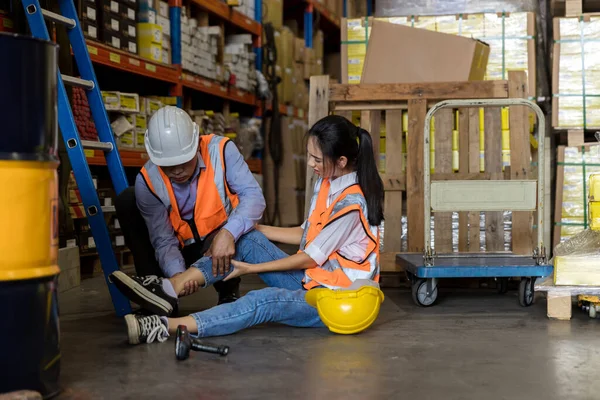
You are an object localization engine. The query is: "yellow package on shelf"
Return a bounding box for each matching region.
[554,255,600,286]
[138,23,162,45]
[589,173,600,201]
[590,202,600,231]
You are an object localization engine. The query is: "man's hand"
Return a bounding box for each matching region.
[205,229,236,277]
[224,260,253,281]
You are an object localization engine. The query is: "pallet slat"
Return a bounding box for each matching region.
[433,108,453,252]
[407,99,428,252]
[384,110,404,254]
[458,108,470,251]
[468,108,481,251]
[484,108,504,251]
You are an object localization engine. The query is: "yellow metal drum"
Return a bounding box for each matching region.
[0,160,60,281]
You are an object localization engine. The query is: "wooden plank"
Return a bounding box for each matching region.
[527,12,537,99]
[360,110,381,162]
[484,108,504,251]
[407,99,428,252]
[380,251,402,272]
[433,108,453,253]
[304,75,331,217]
[553,146,566,249]
[329,80,510,102]
[552,18,560,128]
[335,110,353,121]
[568,129,585,147]
[458,109,470,251]
[468,108,481,251]
[384,110,404,254]
[509,70,533,255]
[565,0,583,16]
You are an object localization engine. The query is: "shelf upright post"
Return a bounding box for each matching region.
[343,0,347,17]
[254,0,262,71]
[169,0,183,108]
[304,3,313,48]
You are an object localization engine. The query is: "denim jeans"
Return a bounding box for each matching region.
[189,230,324,337]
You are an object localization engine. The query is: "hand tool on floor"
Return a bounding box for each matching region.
[175,325,230,360]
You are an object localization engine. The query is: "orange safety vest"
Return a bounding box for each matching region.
[140,134,239,247]
[300,178,380,290]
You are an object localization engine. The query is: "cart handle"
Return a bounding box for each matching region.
[423,98,546,255]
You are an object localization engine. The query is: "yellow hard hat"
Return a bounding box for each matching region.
[305,280,384,335]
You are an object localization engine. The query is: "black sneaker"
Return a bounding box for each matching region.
[124,314,169,345]
[216,277,241,305]
[110,271,177,316]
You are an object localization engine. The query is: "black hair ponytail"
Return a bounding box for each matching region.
[307,115,384,226]
[355,127,384,226]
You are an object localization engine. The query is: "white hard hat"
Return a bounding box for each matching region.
[145,106,200,167]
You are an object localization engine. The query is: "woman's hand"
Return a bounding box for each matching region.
[224,260,254,281]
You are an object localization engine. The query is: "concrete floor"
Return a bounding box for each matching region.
[55,275,600,400]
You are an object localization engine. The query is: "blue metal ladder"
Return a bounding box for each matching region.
[21,0,132,316]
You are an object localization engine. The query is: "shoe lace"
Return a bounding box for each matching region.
[141,275,161,286]
[140,315,169,344]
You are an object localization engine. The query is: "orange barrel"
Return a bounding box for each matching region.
[0,33,61,398]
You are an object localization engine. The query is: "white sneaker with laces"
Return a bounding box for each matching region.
[125,314,169,345]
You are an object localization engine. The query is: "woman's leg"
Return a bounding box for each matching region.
[167,287,324,337]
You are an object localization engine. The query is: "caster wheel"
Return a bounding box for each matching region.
[497,278,509,294]
[518,278,536,307]
[412,279,438,307]
[590,306,597,319]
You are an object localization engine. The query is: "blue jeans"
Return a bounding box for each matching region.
[189,230,324,337]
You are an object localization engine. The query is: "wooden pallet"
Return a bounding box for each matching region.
[307,73,545,272]
[536,275,600,320]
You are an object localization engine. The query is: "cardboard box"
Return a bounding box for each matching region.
[361,20,490,84]
[280,27,295,69]
[118,131,136,148]
[294,37,305,62]
[138,23,162,45]
[313,30,324,59]
[157,15,170,36]
[81,20,98,40]
[158,0,169,18]
[81,3,97,22]
[58,246,80,293]
[101,91,120,110]
[263,0,282,29]
[135,128,146,148]
[144,97,163,115]
[101,12,121,34]
[123,38,137,54]
[100,0,120,15]
[119,92,140,112]
[122,20,137,39]
[138,0,157,24]
[547,292,572,320]
[120,3,136,22]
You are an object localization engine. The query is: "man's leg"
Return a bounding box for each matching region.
[124,287,325,343]
[115,187,162,277]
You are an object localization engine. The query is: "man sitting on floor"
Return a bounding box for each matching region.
[112,106,265,312]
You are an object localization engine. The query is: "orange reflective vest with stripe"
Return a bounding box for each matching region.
[140,134,239,247]
[300,178,380,290]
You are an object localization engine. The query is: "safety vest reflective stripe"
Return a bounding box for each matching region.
[140,134,239,246]
[301,178,380,290]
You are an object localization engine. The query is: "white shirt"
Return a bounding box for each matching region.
[302,172,376,266]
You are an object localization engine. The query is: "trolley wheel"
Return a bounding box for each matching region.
[518,278,536,307]
[590,306,597,319]
[412,279,438,307]
[497,278,509,294]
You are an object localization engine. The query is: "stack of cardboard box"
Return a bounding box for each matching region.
[236,0,256,21]
[138,0,171,63]
[181,9,223,81]
[225,34,257,92]
[93,0,138,54]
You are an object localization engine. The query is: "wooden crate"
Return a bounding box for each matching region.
[340,13,536,98]
[307,72,547,272]
[552,14,600,128]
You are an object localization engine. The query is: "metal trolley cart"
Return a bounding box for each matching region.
[396,99,554,307]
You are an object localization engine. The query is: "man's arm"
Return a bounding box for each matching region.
[134,174,186,277]
[221,140,266,241]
